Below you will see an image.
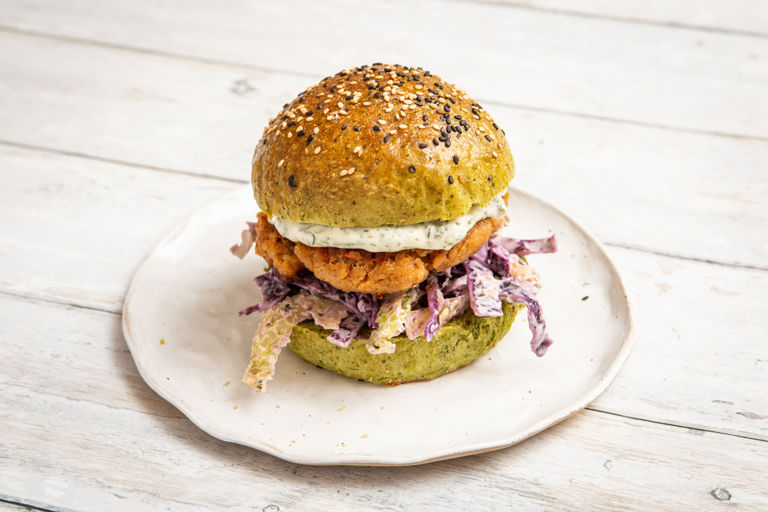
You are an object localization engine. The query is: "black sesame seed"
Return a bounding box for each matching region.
[408,165,416,173]
[448,97,456,104]
[286,121,296,128]
[373,125,381,132]
[484,135,492,142]
[288,175,297,188]
[471,108,478,115]
[418,143,428,149]
[453,155,459,165]
[448,175,454,184]
[306,134,315,144]
[487,175,493,181]
[493,122,499,130]
[422,114,428,122]
[383,135,391,143]
[346,95,353,100]
[432,138,439,146]
[341,123,348,130]
[296,130,306,137]
[445,139,451,147]
[353,125,361,132]
[306,110,313,116]
[444,104,451,112]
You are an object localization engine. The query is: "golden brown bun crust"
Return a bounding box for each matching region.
[252,63,514,227]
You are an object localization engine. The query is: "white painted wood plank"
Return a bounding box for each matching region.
[0,145,237,313]
[0,296,766,512]
[492,0,768,36]
[0,33,766,267]
[1,0,766,137]
[0,502,48,512]
[0,144,766,441]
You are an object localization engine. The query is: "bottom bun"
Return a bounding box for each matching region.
[287,302,521,384]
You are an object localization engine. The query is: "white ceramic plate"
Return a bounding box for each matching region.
[123,186,633,466]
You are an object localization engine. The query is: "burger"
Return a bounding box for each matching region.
[231,63,556,392]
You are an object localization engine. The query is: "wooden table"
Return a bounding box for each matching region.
[1,1,766,510]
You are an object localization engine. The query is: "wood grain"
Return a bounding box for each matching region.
[0,144,766,441]
[0,0,766,137]
[477,0,768,36]
[1,2,766,510]
[0,33,766,268]
[0,295,766,512]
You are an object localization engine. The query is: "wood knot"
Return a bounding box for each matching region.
[710,487,731,501]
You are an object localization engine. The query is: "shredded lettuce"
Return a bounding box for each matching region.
[242,292,345,391]
[367,289,417,354]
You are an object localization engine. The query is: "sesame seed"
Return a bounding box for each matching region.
[484,135,492,142]
[418,143,427,149]
[492,151,498,158]
[296,130,306,137]
[493,122,499,130]
[408,165,416,173]
[314,146,322,154]
[288,175,297,188]
[389,129,397,135]
[353,125,361,132]
[383,135,391,143]
[278,159,285,167]
[307,134,315,144]
[448,175,454,184]
[341,124,348,130]
[378,119,387,125]
[373,125,381,132]
[354,145,362,153]
[340,169,348,176]
[306,116,314,121]
[314,127,320,134]
[453,155,459,165]
[348,167,355,174]
[432,138,439,145]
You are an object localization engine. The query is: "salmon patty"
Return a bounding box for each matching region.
[253,213,504,295]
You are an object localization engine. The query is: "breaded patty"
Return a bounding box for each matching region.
[253,213,504,295]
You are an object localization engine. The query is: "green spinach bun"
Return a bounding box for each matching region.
[251,63,515,227]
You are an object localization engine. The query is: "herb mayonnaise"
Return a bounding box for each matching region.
[271,195,507,252]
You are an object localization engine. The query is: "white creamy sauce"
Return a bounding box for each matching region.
[271,195,507,252]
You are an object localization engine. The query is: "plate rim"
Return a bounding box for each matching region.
[122,185,635,466]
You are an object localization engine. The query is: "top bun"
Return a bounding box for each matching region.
[251,63,514,227]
